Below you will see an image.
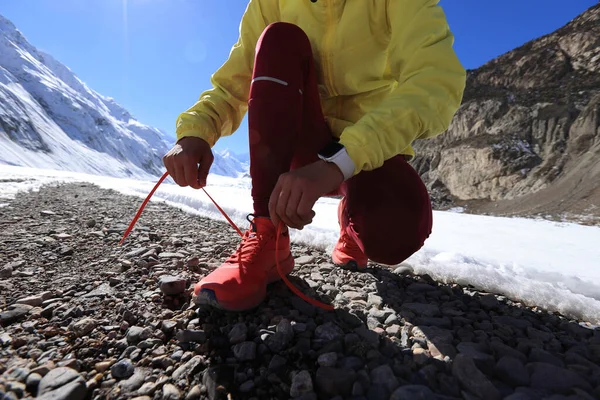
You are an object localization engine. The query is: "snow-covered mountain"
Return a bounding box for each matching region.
[0,14,248,180]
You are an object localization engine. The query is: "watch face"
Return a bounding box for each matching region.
[319,141,344,158]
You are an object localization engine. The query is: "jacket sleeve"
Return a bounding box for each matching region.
[338,0,466,175]
[175,0,276,146]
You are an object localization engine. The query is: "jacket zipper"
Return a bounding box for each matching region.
[323,2,337,97]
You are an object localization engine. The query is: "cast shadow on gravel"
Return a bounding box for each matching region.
[178,260,600,400]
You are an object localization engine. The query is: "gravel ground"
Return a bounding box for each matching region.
[1,183,599,400]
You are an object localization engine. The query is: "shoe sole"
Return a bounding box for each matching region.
[332,258,368,272]
[192,254,295,311]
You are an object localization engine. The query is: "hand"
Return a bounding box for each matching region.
[269,160,344,230]
[162,137,214,189]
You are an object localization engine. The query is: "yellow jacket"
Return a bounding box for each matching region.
[176,0,466,176]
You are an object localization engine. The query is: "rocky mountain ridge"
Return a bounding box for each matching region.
[412,4,600,223]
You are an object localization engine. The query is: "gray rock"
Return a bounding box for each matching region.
[70,318,97,337]
[529,348,564,367]
[354,326,380,348]
[233,341,256,361]
[492,315,532,330]
[295,255,315,265]
[528,362,593,393]
[7,367,30,382]
[176,329,206,343]
[111,359,135,379]
[159,276,187,296]
[390,385,436,400]
[158,252,185,259]
[494,356,530,387]
[343,291,367,301]
[15,295,44,307]
[37,381,87,400]
[456,342,495,373]
[239,380,254,393]
[162,383,181,400]
[38,367,86,399]
[0,304,33,325]
[0,265,12,278]
[119,368,149,393]
[269,354,287,370]
[26,372,42,394]
[315,367,356,397]
[315,322,344,342]
[479,294,500,310]
[393,265,413,275]
[185,385,202,400]
[267,319,294,352]
[317,352,337,367]
[401,303,440,317]
[370,365,399,393]
[172,355,204,380]
[490,341,527,364]
[126,326,153,345]
[290,370,313,398]
[228,323,248,344]
[452,354,501,400]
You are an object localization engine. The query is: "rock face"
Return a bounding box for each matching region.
[412,4,600,221]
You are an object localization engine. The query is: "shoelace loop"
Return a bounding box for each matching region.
[120,171,334,311]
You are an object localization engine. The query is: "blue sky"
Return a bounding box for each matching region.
[0,0,597,155]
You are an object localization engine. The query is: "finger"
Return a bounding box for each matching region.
[197,153,213,188]
[173,161,187,186]
[269,179,283,227]
[276,186,292,228]
[183,158,201,189]
[297,192,317,227]
[285,188,304,229]
[163,156,174,180]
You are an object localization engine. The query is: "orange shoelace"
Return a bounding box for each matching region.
[120,171,334,311]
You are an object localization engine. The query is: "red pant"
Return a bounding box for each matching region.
[248,23,432,265]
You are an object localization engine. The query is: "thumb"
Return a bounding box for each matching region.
[197,153,213,187]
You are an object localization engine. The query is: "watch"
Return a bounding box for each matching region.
[317,141,356,181]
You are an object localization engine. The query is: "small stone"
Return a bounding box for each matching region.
[58,246,74,256]
[342,291,367,301]
[37,367,86,400]
[126,326,153,345]
[229,323,248,344]
[239,380,254,393]
[185,385,202,400]
[386,324,401,337]
[94,360,114,373]
[119,368,149,393]
[393,265,414,275]
[15,294,44,307]
[162,383,181,400]
[317,352,338,367]
[0,265,12,278]
[290,370,313,398]
[26,372,42,394]
[233,341,256,361]
[370,364,399,393]
[367,294,383,307]
[315,322,344,342]
[390,385,435,400]
[70,318,97,337]
[494,356,529,387]
[176,329,206,343]
[86,219,96,227]
[159,275,187,295]
[479,294,500,310]
[315,367,357,397]
[172,355,204,380]
[528,362,593,393]
[295,255,315,265]
[452,354,501,400]
[158,252,185,259]
[111,359,135,379]
[161,320,177,334]
[269,354,287,370]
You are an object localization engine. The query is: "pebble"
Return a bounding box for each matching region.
[370,364,399,393]
[162,383,181,400]
[494,356,530,387]
[295,255,315,265]
[317,352,337,367]
[37,367,86,400]
[110,359,135,379]
[176,329,206,343]
[528,362,593,393]
[452,354,501,400]
[126,326,153,345]
[70,318,97,337]
[228,322,248,344]
[233,341,256,361]
[290,370,313,398]
[159,275,187,295]
[315,367,357,397]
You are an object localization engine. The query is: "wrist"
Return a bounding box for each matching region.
[317,142,355,181]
